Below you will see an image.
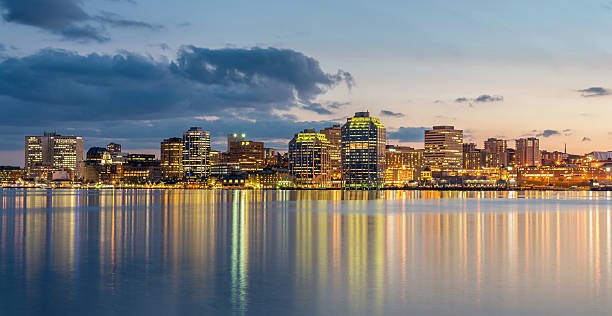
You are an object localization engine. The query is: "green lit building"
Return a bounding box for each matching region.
[288,129,331,188]
[341,112,386,189]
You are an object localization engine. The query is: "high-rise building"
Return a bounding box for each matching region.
[483,138,508,167]
[161,137,183,180]
[227,133,246,150]
[341,111,386,189]
[462,143,481,170]
[106,142,121,154]
[384,145,423,186]
[182,127,211,179]
[424,126,463,171]
[515,137,540,167]
[288,129,331,187]
[227,135,265,172]
[320,125,342,183]
[25,132,84,179]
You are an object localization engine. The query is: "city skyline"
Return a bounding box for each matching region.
[2,1,612,166]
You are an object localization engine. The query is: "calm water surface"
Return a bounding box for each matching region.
[1,189,612,315]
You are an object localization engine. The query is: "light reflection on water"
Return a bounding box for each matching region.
[1,189,612,315]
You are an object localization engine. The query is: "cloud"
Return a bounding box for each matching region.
[536,129,560,137]
[380,110,405,117]
[0,46,352,151]
[474,94,503,102]
[387,127,426,142]
[455,94,503,104]
[582,137,592,142]
[578,87,611,97]
[0,0,160,42]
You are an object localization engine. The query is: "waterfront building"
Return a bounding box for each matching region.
[541,150,568,166]
[288,129,331,188]
[122,154,162,183]
[321,125,342,185]
[341,111,386,189]
[0,166,26,184]
[25,132,84,179]
[227,135,265,172]
[161,137,183,180]
[462,143,481,170]
[384,145,423,186]
[424,126,463,171]
[483,138,508,167]
[182,127,211,179]
[515,137,540,167]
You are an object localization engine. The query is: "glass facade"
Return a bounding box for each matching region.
[341,112,386,189]
[182,127,211,179]
[288,129,331,188]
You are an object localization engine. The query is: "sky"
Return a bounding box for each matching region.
[1,0,612,166]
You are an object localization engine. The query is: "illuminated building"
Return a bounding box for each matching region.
[106,142,121,154]
[227,135,265,172]
[515,137,540,167]
[210,150,221,165]
[160,137,183,180]
[246,170,295,189]
[384,145,423,186]
[227,133,246,150]
[182,127,211,179]
[462,143,481,170]
[0,166,25,183]
[424,126,463,171]
[483,138,508,167]
[24,132,84,179]
[321,125,342,185]
[341,111,386,189]
[288,129,331,188]
[541,150,568,166]
[122,154,162,183]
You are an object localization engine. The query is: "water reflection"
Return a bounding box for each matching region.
[1,189,612,315]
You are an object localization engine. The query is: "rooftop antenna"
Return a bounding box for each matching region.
[564,143,567,154]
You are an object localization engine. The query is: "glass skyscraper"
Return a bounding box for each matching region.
[288,129,331,188]
[341,112,386,189]
[182,127,211,179]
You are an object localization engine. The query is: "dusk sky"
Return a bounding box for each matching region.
[2,0,612,166]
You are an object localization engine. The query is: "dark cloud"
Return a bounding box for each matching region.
[0,0,160,42]
[387,127,426,142]
[455,94,503,104]
[582,137,592,142]
[0,46,352,151]
[380,110,405,117]
[578,87,611,97]
[474,94,503,102]
[536,129,560,137]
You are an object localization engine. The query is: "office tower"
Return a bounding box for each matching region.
[483,138,508,167]
[227,135,265,171]
[515,137,540,167]
[161,137,183,180]
[320,125,342,183]
[227,133,246,150]
[288,129,331,187]
[106,142,121,154]
[25,132,84,179]
[182,127,211,179]
[424,126,463,171]
[385,145,423,186]
[341,111,386,189]
[462,143,481,170]
[210,150,221,165]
